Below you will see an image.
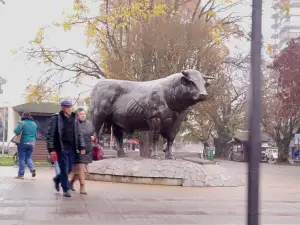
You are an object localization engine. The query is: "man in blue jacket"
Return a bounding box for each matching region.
[46,100,85,197]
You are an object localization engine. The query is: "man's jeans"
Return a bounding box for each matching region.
[18,143,35,177]
[54,147,75,192]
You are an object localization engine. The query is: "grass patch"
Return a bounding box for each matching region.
[34,161,51,166]
[0,155,14,166]
[0,155,50,166]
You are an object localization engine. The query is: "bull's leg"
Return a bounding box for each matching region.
[164,138,176,160]
[149,118,161,160]
[112,124,127,158]
[161,133,176,160]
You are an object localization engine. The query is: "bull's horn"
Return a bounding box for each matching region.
[181,70,189,76]
[203,75,214,79]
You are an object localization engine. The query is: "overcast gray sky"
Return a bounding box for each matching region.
[0,0,273,105]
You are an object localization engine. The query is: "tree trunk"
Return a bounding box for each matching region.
[214,138,222,157]
[277,138,291,162]
[138,132,151,158]
[214,135,231,158]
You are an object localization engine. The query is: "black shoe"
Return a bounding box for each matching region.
[53,178,60,192]
[31,169,36,177]
[63,191,72,197]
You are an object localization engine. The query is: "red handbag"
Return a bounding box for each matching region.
[92,140,103,161]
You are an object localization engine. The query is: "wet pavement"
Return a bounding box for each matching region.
[1,161,300,224]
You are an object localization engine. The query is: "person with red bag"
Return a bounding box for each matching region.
[93,138,103,161]
[69,108,95,195]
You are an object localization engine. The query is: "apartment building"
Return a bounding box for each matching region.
[271,0,300,52]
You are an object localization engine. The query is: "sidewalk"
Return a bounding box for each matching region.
[0,164,300,224]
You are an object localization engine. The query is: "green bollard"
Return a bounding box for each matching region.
[208,150,212,161]
[208,148,215,161]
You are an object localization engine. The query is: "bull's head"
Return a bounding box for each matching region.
[180,69,213,103]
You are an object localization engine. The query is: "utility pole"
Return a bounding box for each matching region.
[247,0,262,225]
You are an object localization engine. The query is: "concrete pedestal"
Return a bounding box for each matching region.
[87,158,244,187]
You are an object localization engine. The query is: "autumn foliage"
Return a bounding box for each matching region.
[272,37,300,115]
[22,0,250,157]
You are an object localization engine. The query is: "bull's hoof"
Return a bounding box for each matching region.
[117,152,128,158]
[151,155,162,160]
[165,155,176,160]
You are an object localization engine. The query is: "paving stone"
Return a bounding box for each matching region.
[161,170,175,178]
[206,178,224,187]
[114,169,125,176]
[150,170,162,177]
[104,169,113,174]
[2,163,300,224]
[196,174,206,182]
[182,177,193,187]
[174,168,184,178]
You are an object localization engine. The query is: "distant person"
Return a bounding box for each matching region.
[14,112,38,179]
[294,149,300,160]
[46,100,86,197]
[70,108,95,195]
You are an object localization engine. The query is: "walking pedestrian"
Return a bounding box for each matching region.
[70,108,95,195]
[14,112,38,179]
[46,100,86,197]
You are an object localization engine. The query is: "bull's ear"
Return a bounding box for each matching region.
[205,82,210,87]
[202,75,214,80]
[181,76,190,86]
[181,70,189,77]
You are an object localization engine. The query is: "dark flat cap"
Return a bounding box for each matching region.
[60,100,72,107]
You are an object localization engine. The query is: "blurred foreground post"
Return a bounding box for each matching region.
[248,0,262,225]
[1,107,5,155]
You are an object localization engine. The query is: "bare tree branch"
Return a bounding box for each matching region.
[24,46,106,78]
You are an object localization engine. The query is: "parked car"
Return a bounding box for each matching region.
[261,147,278,164]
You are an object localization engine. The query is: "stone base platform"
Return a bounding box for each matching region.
[87,158,244,187]
[182,157,218,165]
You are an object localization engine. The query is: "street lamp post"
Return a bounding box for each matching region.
[248,0,263,225]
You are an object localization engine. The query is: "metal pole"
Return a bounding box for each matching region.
[247,0,262,225]
[2,107,6,155]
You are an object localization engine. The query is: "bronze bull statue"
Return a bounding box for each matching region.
[90,69,213,159]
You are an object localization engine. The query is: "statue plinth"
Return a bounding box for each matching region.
[87,158,244,187]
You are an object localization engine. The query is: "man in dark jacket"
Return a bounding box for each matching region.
[47,100,85,197]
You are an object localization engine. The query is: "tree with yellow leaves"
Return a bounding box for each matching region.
[24,0,248,84]
[25,84,59,103]
[275,0,291,16]
[23,0,250,157]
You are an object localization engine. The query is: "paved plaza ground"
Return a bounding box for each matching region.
[1,160,300,225]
